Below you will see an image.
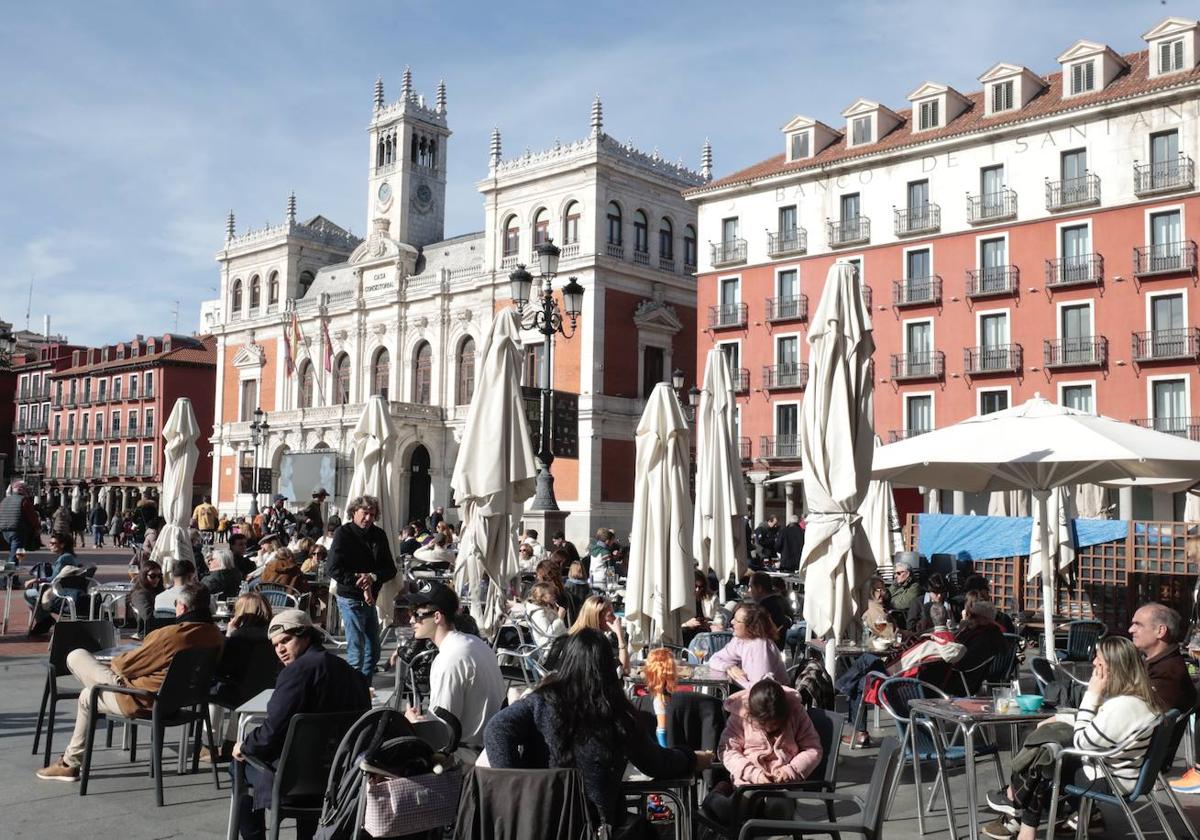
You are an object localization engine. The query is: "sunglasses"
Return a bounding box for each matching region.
[412,609,440,621]
[147,572,162,579]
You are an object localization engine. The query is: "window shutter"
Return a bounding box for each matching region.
[1175,39,1185,70]
[1160,41,1172,73]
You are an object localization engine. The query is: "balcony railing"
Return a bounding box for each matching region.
[1133,241,1198,277]
[767,228,807,257]
[1131,328,1200,362]
[16,387,50,403]
[78,395,92,407]
[738,437,751,462]
[731,368,750,393]
[894,204,941,236]
[708,302,748,329]
[888,429,931,443]
[827,217,870,247]
[500,254,518,270]
[1044,336,1108,369]
[633,249,650,266]
[760,435,801,460]
[1045,173,1101,211]
[967,189,1018,223]
[1045,253,1103,288]
[1133,155,1195,196]
[889,351,945,381]
[964,344,1023,375]
[684,258,697,274]
[710,239,747,267]
[892,276,942,307]
[606,242,625,259]
[1131,417,1200,440]
[762,362,809,390]
[560,242,580,260]
[124,463,137,477]
[659,257,675,273]
[765,295,808,323]
[143,387,155,399]
[965,265,1019,298]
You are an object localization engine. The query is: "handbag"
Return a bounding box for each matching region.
[362,765,464,836]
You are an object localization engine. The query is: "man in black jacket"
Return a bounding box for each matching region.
[0,481,40,565]
[233,609,369,840]
[326,494,397,680]
[778,515,805,572]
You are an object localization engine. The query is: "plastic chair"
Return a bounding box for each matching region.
[32,619,118,766]
[80,645,223,806]
[686,631,733,664]
[952,655,996,697]
[1055,620,1105,662]
[251,582,301,611]
[983,634,1022,689]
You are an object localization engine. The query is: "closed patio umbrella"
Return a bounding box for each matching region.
[859,436,901,579]
[692,348,748,588]
[799,260,876,677]
[627,383,695,646]
[451,308,537,637]
[1028,485,1076,581]
[149,397,200,576]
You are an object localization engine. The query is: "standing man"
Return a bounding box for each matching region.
[777,515,805,572]
[192,495,219,544]
[326,495,397,681]
[0,480,40,566]
[262,494,295,538]
[299,488,328,539]
[88,501,108,549]
[427,505,445,533]
[754,515,781,565]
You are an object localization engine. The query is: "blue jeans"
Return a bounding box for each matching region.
[3,530,22,566]
[834,653,886,733]
[91,525,105,548]
[337,596,379,680]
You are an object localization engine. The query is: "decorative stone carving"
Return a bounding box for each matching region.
[633,284,683,336]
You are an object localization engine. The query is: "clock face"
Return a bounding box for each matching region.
[416,184,433,205]
[377,181,393,208]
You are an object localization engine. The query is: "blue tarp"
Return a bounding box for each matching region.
[916,513,1129,562]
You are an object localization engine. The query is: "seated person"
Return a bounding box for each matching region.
[748,571,793,649]
[24,532,88,636]
[154,558,198,614]
[707,603,788,689]
[912,573,953,634]
[413,532,455,565]
[887,560,922,629]
[543,595,631,675]
[524,582,568,647]
[127,560,165,634]
[202,547,243,600]
[862,576,898,647]
[682,569,717,645]
[260,547,310,594]
[961,574,1016,634]
[954,594,1006,678]
[207,592,279,761]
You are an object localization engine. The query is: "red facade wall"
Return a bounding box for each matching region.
[599,438,635,503]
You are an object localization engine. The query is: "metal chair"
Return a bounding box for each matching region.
[952,655,997,697]
[1055,619,1105,662]
[32,619,118,766]
[251,582,302,611]
[686,631,733,664]
[983,634,1022,690]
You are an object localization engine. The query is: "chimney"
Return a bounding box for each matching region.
[43,315,49,338]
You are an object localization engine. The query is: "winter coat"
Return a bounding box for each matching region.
[718,685,822,786]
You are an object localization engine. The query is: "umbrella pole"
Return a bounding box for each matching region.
[1034,489,1057,664]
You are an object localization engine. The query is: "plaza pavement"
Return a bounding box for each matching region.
[0,545,1195,839]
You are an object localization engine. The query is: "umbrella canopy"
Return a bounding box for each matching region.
[798,260,876,677]
[873,394,1200,660]
[451,308,538,637]
[343,395,402,626]
[691,348,748,586]
[149,398,201,576]
[628,383,695,646]
[859,436,901,577]
[70,484,83,514]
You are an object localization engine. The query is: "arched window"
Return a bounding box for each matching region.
[606,202,622,246]
[634,210,649,254]
[267,271,280,307]
[563,201,580,245]
[231,279,243,317]
[533,208,550,247]
[372,348,390,399]
[334,354,351,405]
[249,275,261,311]
[299,270,315,295]
[412,342,432,405]
[502,216,520,257]
[659,217,674,260]
[456,337,476,405]
[298,361,314,408]
[684,224,698,268]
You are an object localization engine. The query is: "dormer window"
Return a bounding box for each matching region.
[1069,61,1096,95]
[991,81,1014,113]
[782,116,840,160]
[851,116,872,146]
[788,131,810,161]
[1144,18,1199,78]
[1057,41,1127,98]
[918,100,939,131]
[1160,38,1185,73]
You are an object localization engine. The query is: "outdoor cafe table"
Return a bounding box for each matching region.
[804,637,900,677]
[909,697,1057,840]
[625,663,732,698]
[91,581,132,621]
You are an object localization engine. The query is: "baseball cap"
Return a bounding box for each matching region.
[273,493,287,502]
[268,609,314,638]
[404,582,459,617]
[313,488,329,497]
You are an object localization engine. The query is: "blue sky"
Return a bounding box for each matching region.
[0,0,1173,345]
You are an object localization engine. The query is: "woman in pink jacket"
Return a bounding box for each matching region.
[703,679,823,825]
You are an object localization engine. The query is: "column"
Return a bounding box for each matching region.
[952,490,966,515]
[751,473,767,525]
[784,482,796,522]
[1118,486,1134,521]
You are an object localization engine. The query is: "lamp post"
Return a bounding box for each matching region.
[671,368,702,421]
[509,240,584,511]
[248,408,269,517]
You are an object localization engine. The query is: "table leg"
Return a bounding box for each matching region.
[964,725,979,840]
[2,574,12,636]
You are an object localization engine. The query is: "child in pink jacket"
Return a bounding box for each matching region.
[703,679,823,825]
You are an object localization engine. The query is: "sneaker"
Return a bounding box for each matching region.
[981,817,1019,839]
[1169,766,1200,793]
[35,759,79,782]
[840,732,872,750]
[986,788,1018,818]
[1063,809,1104,833]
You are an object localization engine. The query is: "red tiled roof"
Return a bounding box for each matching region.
[687,49,1200,197]
[53,344,215,376]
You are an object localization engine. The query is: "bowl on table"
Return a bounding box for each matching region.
[1015,694,1045,713]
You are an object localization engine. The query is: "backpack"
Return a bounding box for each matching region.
[792,659,836,710]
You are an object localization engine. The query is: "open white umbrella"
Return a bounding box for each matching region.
[149,398,200,576]
[799,260,876,677]
[692,348,748,587]
[628,383,695,646]
[343,395,402,626]
[859,436,901,578]
[873,395,1200,661]
[451,308,537,637]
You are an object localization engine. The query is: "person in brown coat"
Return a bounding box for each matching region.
[259,547,310,594]
[36,583,224,781]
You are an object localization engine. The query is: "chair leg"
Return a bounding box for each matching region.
[1160,777,1200,840]
[32,677,50,756]
[105,720,113,748]
[1148,791,1179,840]
[43,697,58,768]
[1113,790,1149,840]
[267,808,280,840]
[191,717,202,775]
[80,700,98,797]
[204,713,221,790]
[911,727,925,836]
[129,724,138,763]
[227,755,244,840]
[152,724,165,806]
[1074,797,1090,840]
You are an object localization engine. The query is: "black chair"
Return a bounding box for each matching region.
[233,710,363,840]
[983,634,1022,690]
[80,645,223,805]
[952,655,997,697]
[32,619,118,766]
[1055,620,1105,662]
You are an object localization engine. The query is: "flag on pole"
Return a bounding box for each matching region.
[284,310,302,376]
[322,316,334,373]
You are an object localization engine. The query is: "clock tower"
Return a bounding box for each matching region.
[367,68,450,250]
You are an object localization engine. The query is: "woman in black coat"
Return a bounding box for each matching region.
[127,560,164,635]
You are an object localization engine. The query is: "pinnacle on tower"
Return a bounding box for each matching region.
[286,191,297,224]
[225,209,236,241]
[373,75,384,110]
[490,127,502,167]
[401,66,413,101]
[701,138,713,182]
[589,93,603,138]
[435,79,446,114]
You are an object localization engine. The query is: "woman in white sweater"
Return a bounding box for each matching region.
[525,582,568,648]
[983,635,1162,839]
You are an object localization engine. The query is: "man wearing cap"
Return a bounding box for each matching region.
[232,609,369,840]
[888,560,923,628]
[0,480,40,566]
[300,489,328,539]
[407,583,504,744]
[263,494,295,538]
[327,494,397,680]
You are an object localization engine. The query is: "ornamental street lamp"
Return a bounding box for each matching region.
[248,408,269,517]
[509,240,583,511]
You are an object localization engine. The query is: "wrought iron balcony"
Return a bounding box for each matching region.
[708,302,748,330]
[78,395,92,407]
[1130,417,1200,440]
[1045,173,1101,211]
[967,189,1018,223]
[710,239,747,267]
[765,295,808,323]
[966,265,1019,298]
[964,344,1022,375]
[889,351,945,381]
[143,387,155,399]
[738,437,751,462]
[1045,254,1103,288]
[731,368,750,393]
[760,434,801,460]
[894,204,941,236]
[1131,328,1200,362]
[827,217,870,248]
[767,228,807,257]
[762,362,809,390]
[1133,155,1195,196]
[1043,336,1108,369]
[1133,241,1198,277]
[888,429,931,443]
[892,276,942,307]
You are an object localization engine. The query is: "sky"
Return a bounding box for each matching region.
[0,0,1179,346]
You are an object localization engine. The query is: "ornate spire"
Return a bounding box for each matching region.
[286,191,297,224]
[435,79,446,114]
[589,93,603,138]
[373,75,384,110]
[401,66,413,101]
[489,127,502,168]
[701,138,713,182]
[225,209,236,241]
